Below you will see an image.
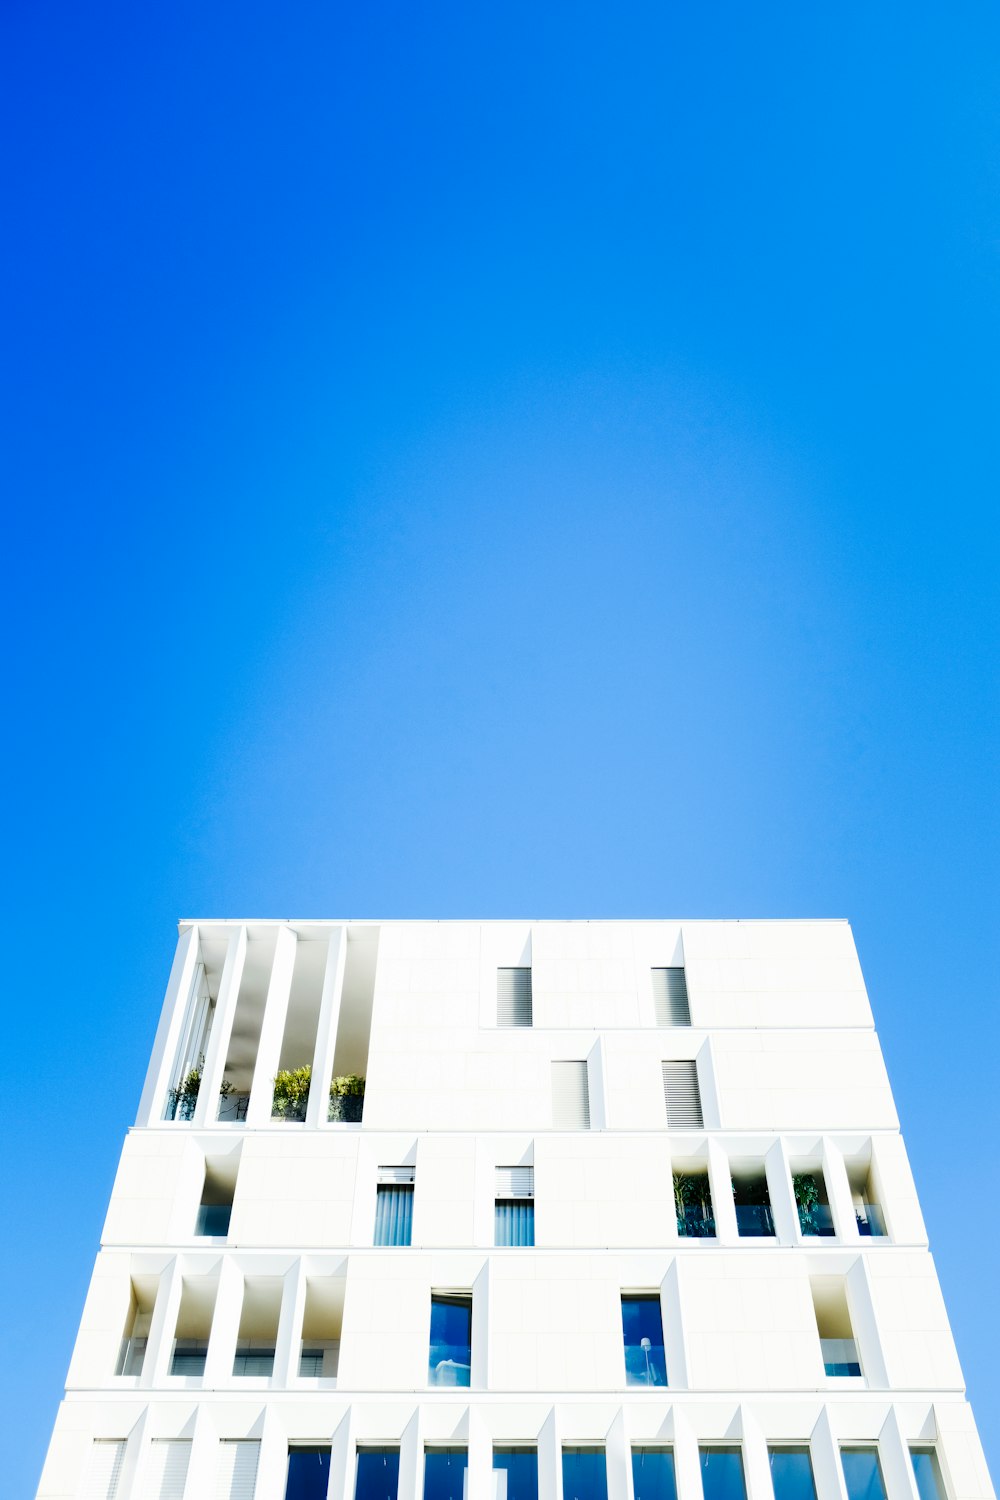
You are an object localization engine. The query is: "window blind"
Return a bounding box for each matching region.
[145,1440,191,1500]
[215,1440,260,1500]
[495,1166,534,1198]
[377,1165,416,1185]
[374,1184,414,1246]
[652,968,691,1027]
[552,1061,590,1129]
[81,1441,126,1500]
[497,968,532,1027]
[662,1061,703,1128]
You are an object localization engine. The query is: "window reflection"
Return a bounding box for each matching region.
[355,1448,399,1500]
[632,1448,676,1500]
[428,1294,472,1386]
[493,1447,538,1500]
[621,1295,667,1386]
[700,1449,747,1500]
[910,1451,946,1500]
[424,1449,467,1500]
[769,1449,818,1500]
[562,1448,608,1500]
[841,1449,887,1500]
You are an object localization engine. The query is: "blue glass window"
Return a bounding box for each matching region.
[562,1449,608,1500]
[700,1449,747,1500]
[841,1450,887,1500]
[424,1449,467,1500]
[495,1200,534,1246]
[374,1186,413,1246]
[769,1450,817,1500]
[429,1295,472,1386]
[285,1447,331,1500]
[494,1448,538,1500]
[355,1448,400,1500]
[910,1451,945,1500]
[621,1295,667,1386]
[632,1449,677,1500]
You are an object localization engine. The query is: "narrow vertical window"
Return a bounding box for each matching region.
[552,1061,590,1129]
[652,968,690,1026]
[662,1061,703,1128]
[428,1293,472,1386]
[562,1449,608,1500]
[768,1450,818,1500]
[732,1166,774,1237]
[374,1167,414,1246]
[355,1448,400,1500]
[621,1294,667,1386]
[631,1449,677,1500]
[699,1450,747,1500]
[215,1441,260,1500]
[495,1166,534,1245]
[910,1451,946,1500]
[811,1277,862,1377]
[498,967,532,1026]
[424,1449,468,1500]
[146,1440,191,1500]
[494,1448,538,1500]
[840,1450,887,1500]
[81,1440,126,1500]
[196,1155,237,1237]
[791,1169,834,1238]
[286,1447,332,1500]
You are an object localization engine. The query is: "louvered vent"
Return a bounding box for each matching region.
[662,1061,703,1128]
[652,967,691,1026]
[377,1165,416,1185]
[81,1441,126,1500]
[215,1441,260,1500]
[551,1060,590,1129]
[495,1166,534,1198]
[497,967,532,1027]
[145,1440,191,1500]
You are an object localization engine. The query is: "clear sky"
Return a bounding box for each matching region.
[2,3,998,1492]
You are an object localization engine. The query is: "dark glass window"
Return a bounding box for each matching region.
[621,1295,667,1386]
[374,1187,413,1246]
[632,1448,677,1500]
[424,1449,468,1500]
[700,1449,747,1500]
[355,1448,400,1500]
[911,1451,946,1500]
[286,1447,332,1500]
[769,1450,818,1500]
[562,1448,609,1500]
[429,1294,472,1386]
[841,1450,887,1500]
[494,1448,538,1500]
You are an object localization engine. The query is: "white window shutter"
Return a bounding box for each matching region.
[497,968,532,1026]
[377,1165,416,1185]
[80,1441,126,1500]
[552,1061,590,1129]
[215,1440,260,1500]
[652,968,691,1026]
[145,1440,191,1500]
[662,1061,703,1127]
[495,1166,534,1198]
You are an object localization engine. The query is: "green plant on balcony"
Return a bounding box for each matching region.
[329,1073,365,1121]
[673,1172,714,1236]
[272,1065,313,1119]
[793,1172,820,1231]
[169,1057,233,1118]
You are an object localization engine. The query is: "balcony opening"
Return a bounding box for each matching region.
[195,1152,239,1237]
[299,1274,344,1379]
[424,1450,468,1500]
[840,1450,887,1500]
[811,1276,862,1377]
[768,1449,818,1500]
[791,1163,835,1238]
[271,936,327,1121]
[286,1447,332,1500]
[495,1165,534,1246]
[494,1447,538,1500]
[562,1449,608,1500]
[428,1291,472,1386]
[374,1166,415,1246]
[329,926,378,1121]
[169,1276,218,1376]
[621,1293,668,1386]
[699,1450,747,1500]
[233,1276,281,1377]
[217,929,279,1122]
[673,1161,714,1239]
[164,949,218,1120]
[910,1450,946,1500]
[845,1153,887,1238]
[731,1164,775,1237]
[115,1275,157,1376]
[632,1449,676,1500]
[356,1448,400,1500]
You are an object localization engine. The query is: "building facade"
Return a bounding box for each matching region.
[37,920,994,1500]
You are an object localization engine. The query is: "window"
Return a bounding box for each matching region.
[146,1440,191,1500]
[552,1060,590,1128]
[424,1449,468,1500]
[429,1293,472,1386]
[811,1277,862,1377]
[732,1167,774,1237]
[498,967,532,1026]
[661,1061,703,1128]
[768,1450,818,1500]
[910,1451,946,1500]
[196,1154,238,1236]
[699,1450,747,1500]
[286,1447,332,1500]
[355,1448,400,1500]
[562,1449,608,1500]
[494,1448,538,1500]
[232,1341,275,1376]
[673,1169,714,1238]
[791,1170,834,1238]
[81,1440,126,1500]
[632,1449,676,1500]
[495,1166,534,1245]
[840,1450,886,1500]
[115,1278,154,1375]
[652,968,690,1026]
[621,1294,667,1386]
[374,1167,414,1246]
[170,1339,208,1375]
[215,1441,261,1500]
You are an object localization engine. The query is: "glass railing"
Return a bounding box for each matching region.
[624,1341,668,1386]
[170,1340,208,1376]
[232,1342,275,1377]
[797,1203,836,1237]
[218,1091,250,1122]
[164,1090,196,1121]
[677,1208,716,1239]
[821,1338,861,1376]
[115,1335,147,1376]
[299,1339,340,1378]
[329,1091,364,1122]
[735,1203,775,1236]
[195,1204,231,1237]
[428,1344,472,1386]
[855,1203,886,1237]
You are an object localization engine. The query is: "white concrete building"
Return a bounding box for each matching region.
[37,920,994,1500]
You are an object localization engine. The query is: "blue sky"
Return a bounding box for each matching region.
[2,2,998,1491]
